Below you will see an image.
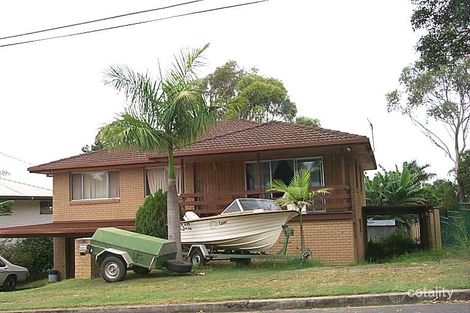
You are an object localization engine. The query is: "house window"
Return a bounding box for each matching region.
[40,200,53,214]
[145,167,183,195]
[71,171,120,200]
[245,157,324,198]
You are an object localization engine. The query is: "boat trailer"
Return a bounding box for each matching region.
[185,225,308,266]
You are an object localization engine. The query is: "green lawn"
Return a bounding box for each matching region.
[1,251,469,311]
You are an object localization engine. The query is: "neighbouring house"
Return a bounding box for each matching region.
[0,120,377,278]
[0,177,52,244]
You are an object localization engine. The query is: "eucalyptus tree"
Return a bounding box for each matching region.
[98,44,215,260]
[386,58,470,202]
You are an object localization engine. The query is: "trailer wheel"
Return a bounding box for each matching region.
[133,266,151,275]
[164,260,192,273]
[190,249,206,267]
[101,256,126,282]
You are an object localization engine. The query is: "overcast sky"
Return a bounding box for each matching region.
[0,0,462,189]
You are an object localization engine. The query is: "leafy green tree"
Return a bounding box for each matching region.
[0,238,53,279]
[365,162,433,206]
[81,139,104,153]
[269,169,330,257]
[403,160,436,183]
[295,116,321,127]
[200,60,243,119]
[459,150,470,200]
[135,190,167,239]
[98,44,215,260]
[201,61,297,122]
[386,58,470,202]
[411,0,470,69]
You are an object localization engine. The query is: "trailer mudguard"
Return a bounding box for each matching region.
[95,248,134,268]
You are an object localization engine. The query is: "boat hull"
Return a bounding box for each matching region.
[180,210,298,252]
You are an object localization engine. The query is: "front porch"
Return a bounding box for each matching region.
[179,185,353,218]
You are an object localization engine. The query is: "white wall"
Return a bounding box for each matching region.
[0,200,52,228]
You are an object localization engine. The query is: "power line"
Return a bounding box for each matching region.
[0,177,52,191]
[0,0,269,48]
[0,151,33,165]
[0,0,204,40]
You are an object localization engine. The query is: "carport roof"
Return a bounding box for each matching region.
[0,219,134,238]
[363,205,434,215]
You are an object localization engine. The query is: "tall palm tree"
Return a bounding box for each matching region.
[98,44,215,260]
[269,169,330,261]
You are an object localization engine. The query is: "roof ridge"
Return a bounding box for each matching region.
[190,120,263,145]
[268,120,367,138]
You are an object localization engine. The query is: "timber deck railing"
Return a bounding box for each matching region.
[179,185,352,216]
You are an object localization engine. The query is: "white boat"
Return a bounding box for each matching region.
[180,198,299,252]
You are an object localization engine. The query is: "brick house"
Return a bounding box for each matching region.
[0,120,376,278]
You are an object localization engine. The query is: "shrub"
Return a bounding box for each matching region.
[366,230,421,262]
[135,190,168,238]
[0,237,53,280]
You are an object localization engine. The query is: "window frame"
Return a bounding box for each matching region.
[39,200,53,215]
[244,156,325,191]
[70,170,120,201]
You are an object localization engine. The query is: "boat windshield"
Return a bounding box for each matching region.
[239,199,281,211]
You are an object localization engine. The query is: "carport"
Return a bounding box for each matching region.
[0,220,134,279]
[361,205,442,254]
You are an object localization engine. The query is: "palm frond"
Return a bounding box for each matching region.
[104,65,162,127]
[98,114,169,152]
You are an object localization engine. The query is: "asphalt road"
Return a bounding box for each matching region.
[233,302,470,313]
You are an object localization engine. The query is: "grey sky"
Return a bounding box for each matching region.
[0,0,459,188]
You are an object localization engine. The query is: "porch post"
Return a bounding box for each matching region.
[180,158,185,194]
[341,149,346,185]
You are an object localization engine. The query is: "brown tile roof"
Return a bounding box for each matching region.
[170,121,369,157]
[0,220,134,238]
[29,149,154,173]
[29,120,371,173]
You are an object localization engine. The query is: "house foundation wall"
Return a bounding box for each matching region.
[270,219,356,265]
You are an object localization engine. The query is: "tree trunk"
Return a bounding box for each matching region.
[166,148,183,261]
[455,130,465,203]
[456,156,465,204]
[167,178,182,261]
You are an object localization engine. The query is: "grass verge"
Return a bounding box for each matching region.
[0,252,469,311]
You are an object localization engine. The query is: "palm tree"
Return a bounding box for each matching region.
[269,169,330,261]
[98,44,215,260]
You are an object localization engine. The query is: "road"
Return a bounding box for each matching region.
[232,302,470,313]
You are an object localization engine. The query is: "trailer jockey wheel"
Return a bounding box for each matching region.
[190,249,206,267]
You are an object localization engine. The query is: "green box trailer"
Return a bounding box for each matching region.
[89,227,191,282]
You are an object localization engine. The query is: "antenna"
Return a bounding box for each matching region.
[367,118,376,152]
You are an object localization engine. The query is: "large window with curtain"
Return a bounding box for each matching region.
[245,158,324,201]
[145,167,183,195]
[245,158,323,190]
[71,171,120,200]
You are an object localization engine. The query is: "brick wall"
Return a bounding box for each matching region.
[270,219,356,265]
[74,238,99,279]
[52,167,145,222]
[53,237,66,278]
